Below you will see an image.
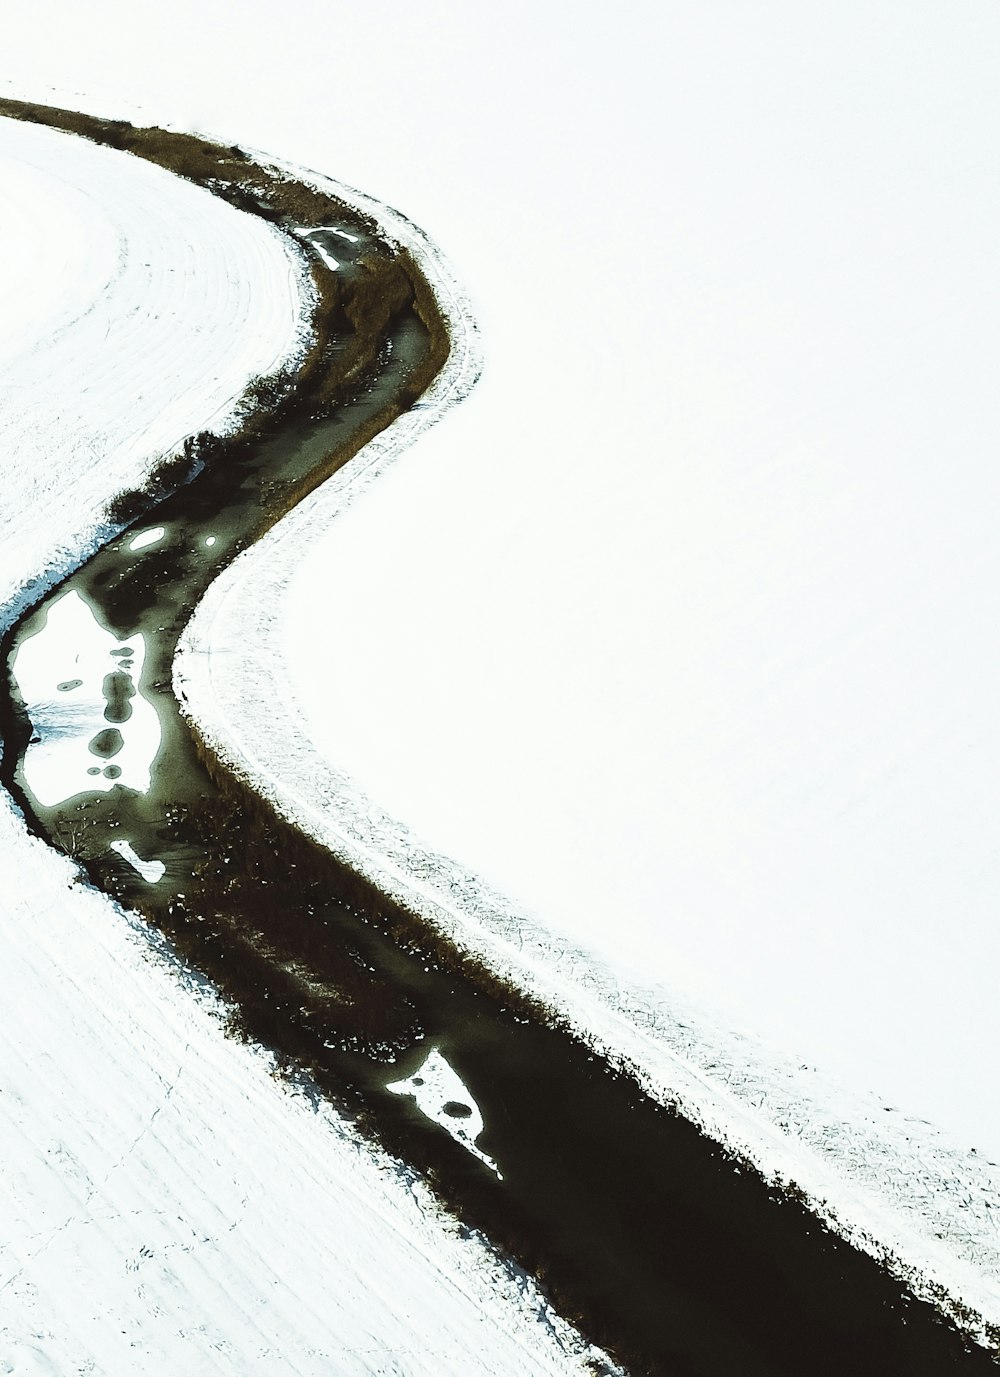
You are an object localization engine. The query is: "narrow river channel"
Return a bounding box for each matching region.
[0,110,994,1377]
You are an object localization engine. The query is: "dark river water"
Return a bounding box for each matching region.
[1,223,994,1375]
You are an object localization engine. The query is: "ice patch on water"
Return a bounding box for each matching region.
[12,590,161,806]
[128,526,164,552]
[388,1047,500,1177]
[110,838,165,883]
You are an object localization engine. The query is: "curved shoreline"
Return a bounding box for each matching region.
[176,166,1000,1352]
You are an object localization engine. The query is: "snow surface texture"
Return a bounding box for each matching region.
[176,159,1000,1341]
[0,117,611,1375]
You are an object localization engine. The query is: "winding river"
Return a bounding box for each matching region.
[0,104,993,1376]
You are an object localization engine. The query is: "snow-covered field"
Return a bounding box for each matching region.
[6,0,1000,1352]
[0,115,609,1374]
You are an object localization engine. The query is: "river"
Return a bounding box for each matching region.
[0,102,993,1377]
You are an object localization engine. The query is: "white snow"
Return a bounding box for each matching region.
[0,116,306,627]
[109,838,166,883]
[0,834,610,1376]
[301,233,340,272]
[7,0,1000,1351]
[0,115,609,1373]
[312,241,339,271]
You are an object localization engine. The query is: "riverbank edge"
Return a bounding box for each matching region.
[174,161,1000,1354]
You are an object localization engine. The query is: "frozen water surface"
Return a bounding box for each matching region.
[12,590,161,806]
[110,837,166,882]
[127,525,165,552]
[388,1046,501,1177]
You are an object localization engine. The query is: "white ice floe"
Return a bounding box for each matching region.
[298,230,340,272]
[0,115,609,1375]
[109,838,166,883]
[127,526,165,553]
[388,1047,501,1177]
[13,589,159,806]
